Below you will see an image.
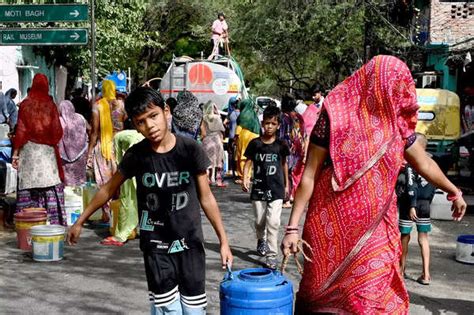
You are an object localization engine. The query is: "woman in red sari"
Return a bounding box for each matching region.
[281,56,467,314]
[13,73,66,225]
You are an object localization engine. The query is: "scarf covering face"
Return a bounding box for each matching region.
[98,80,115,161]
[173,91,203,133]
[14,73,64,181]
[237,98,260,134]
[325,55,419,191]
[3,89,18,128]
[59,100,88,163]
[203,101,225,132]
[227,96,238,117]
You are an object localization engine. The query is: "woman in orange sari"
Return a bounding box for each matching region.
[281,55,467,314]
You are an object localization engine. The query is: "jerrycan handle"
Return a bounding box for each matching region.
[223,262,233,281]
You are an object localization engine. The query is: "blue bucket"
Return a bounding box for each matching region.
[220,267,293,314]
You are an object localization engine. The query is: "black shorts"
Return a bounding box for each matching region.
[143,244,207,308]
[399,199,432,234]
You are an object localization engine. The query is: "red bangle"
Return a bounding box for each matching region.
[447,189,462,202]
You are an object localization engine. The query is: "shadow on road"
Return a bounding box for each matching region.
[204,241,263,267]
[409,291,474,315]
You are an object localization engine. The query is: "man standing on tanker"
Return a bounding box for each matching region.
[211,13,228,56]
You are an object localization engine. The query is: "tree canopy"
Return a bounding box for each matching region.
[28,0,419,98]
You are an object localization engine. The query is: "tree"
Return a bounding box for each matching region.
[230,0,415,98]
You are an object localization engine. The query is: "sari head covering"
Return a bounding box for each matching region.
[203,101,225,132]
[237,98,260,134]
[97,80,115,161]
[227,96,238,115]
[325,55,419,191]
[58,100,88,163]
[13,73,64,181]
[173,90,203,134]
[4,89,18,128]
[298,55,419,313]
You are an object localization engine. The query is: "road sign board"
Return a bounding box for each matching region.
[0,28,88,46]
[0,4,88,23]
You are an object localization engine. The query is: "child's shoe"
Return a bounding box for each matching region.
[265,257,278,270]
[257,239,269,256]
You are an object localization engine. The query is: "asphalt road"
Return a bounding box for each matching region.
[0,183,473,314]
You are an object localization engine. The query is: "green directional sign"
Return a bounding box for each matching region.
[0,4,88,23]
[0,28,88,46]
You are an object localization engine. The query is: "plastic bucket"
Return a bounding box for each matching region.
[65,200,83,226]
[30,225,66,262]
[456,235,474,264]
[22,207,47,213]
[14,212,47,251]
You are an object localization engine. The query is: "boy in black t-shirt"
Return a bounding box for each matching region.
[242,106,290,269]
[398,133,436,285]
[67,87,233,314]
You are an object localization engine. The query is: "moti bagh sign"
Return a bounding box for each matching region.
[0,28,88,46]
[0,4,88,23]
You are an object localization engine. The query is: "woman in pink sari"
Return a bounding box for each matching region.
[281,55,467,314]
[59,100,88,186]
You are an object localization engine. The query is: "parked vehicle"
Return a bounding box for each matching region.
[416,88,460,173]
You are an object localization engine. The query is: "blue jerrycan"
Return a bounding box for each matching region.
[220,267,293,314]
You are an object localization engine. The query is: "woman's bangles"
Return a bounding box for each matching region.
[285,225,300,235]
[447,189,463,202]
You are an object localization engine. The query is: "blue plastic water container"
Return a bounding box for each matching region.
[220,268,293,315]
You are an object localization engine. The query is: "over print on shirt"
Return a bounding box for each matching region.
[119,136,210,253]
[244,138,290,201]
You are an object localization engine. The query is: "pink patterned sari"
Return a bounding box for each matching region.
[298,56,419,314]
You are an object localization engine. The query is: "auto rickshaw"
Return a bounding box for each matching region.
[415,88,461,173]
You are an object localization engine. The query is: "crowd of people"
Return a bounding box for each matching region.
[2,55,469,314]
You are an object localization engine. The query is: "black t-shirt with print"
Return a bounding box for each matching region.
[119,135,210,253]
[244,138,290,201]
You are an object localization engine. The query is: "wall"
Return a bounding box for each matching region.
[430,0,474,47]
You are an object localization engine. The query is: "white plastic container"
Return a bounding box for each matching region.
[64,186,84,226]
[430,190,453,220]
[30,225,66,262]
[82,183,103,221]
[0,162,17,194]
[456,235,474,264]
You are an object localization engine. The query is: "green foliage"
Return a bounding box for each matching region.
[231,0,414,98]
[26,0,416,97]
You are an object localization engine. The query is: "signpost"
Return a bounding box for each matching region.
[0,28,88,46]
[0,4,88,23]
[0,3,93,99]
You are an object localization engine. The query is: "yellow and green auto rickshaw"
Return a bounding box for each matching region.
[415,88,461,172]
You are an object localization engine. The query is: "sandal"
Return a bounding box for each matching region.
[216,182,228,188]
[100,237,125,247]
[416,276,431,285]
